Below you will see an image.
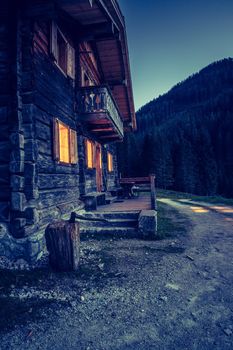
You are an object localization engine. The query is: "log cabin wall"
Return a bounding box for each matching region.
[0,5,41,262]
[0,1,127,263]
[0,5,13,231]
[31,18,81,230]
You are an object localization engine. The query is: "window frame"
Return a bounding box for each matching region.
[85,139,95,169]
[50,21,75,79]
[53,118,78,165]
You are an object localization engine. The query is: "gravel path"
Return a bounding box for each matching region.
[0,197,233,350]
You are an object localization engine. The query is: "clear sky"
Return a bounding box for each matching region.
[118,0,233,110]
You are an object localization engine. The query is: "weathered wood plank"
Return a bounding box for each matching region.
[37,155,79,174]
[37,138,52,156]
[36,120,51,141]
[38,188,79,209]
[38,174,79,190]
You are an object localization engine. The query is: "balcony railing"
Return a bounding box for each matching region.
[77,86,124,139]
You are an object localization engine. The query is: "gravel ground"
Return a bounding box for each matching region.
[0,196,233,350]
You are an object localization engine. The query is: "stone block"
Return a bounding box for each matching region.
[0,224,45,264]
[138,210,157,239]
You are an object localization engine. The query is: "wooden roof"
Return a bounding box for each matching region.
[57,0,136,131]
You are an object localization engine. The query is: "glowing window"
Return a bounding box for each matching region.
[59,122,70,163]
[54,119,78,164]
[99,148,102,169]
[86,140,94,168]
[107,152,113,172]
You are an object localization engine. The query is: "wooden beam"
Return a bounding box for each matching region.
[88,120,112,125]
[90,127,114,132]
[79,113,109,122]
[100,134,120,139]
[95,0,120,32]
[93,131,116,137]
[58,0,93,8]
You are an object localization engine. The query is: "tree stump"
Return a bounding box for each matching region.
[45,220,80,271]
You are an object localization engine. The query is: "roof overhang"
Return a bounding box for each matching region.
[57,0,136,131]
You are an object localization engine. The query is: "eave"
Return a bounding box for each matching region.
[57,0,136,131]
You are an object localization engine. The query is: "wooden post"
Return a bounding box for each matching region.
[149,174,157,210]
[45,220,80,271]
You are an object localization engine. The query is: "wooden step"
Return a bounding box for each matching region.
[80,218,138,228]
[80,226,139,238]
[83,211,140,220]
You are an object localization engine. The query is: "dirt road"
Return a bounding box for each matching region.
[1,196,233,350]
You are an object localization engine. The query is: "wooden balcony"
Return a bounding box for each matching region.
[77,86,124,142]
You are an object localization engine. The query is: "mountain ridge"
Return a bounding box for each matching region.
[118,58,233,197]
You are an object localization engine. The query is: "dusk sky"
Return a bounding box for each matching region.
[118,0,233,110]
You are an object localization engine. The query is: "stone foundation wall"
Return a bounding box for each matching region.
[0,223,45,264]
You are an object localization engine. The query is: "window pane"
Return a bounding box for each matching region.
[99,148,102,169]
[107,152,113,172]
[57,31,67,73]
[86,140,93,168]
[59,122,70,163]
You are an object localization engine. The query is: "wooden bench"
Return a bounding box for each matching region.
[119,175,157,210]
[119,176,152,185]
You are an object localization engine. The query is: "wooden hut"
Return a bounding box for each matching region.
[0,0,135,262]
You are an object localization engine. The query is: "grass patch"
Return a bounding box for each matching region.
[157,201,191,239]
[157,189,233,206]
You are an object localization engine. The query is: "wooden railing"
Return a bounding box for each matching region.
[77,86,124,138]
[119,174,157,210]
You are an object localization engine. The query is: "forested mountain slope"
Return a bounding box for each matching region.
[118,58,233,197]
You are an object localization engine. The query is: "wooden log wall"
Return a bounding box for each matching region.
[0,5,122,243]
[0,7,11,224]
[30,19,81,231]
[0,4,26,239]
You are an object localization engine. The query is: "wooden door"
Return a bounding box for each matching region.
[96,144,103,192]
